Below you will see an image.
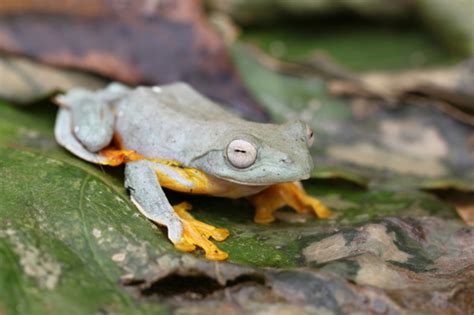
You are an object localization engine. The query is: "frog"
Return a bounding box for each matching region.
[54,82,331,260]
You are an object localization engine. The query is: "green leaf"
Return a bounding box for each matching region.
[0,103,174,314]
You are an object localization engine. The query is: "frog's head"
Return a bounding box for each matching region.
[191,120,315,186]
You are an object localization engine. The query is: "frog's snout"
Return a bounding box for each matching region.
[279,155,292,164]
[279,155,311,179]
[280,151,313,182]
[300,154,314,179]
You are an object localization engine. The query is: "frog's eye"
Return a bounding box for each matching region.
[226,139,257,168]
[306,125,314,147]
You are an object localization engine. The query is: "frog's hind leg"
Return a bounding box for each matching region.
[249,182,331,224]
[125,160,229,260]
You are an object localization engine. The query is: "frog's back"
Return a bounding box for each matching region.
[132,83,239,120]
[114,83,242,163]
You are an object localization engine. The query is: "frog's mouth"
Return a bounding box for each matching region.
[214,172,311,186]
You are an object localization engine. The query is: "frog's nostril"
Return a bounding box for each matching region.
[280,156,292,164]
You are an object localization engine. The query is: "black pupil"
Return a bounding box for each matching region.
[234,149,247,154]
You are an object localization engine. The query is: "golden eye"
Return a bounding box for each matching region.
[306,125,314,147]
[226,139,257,168]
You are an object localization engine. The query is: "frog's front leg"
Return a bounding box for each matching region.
[125,160,229,260]
[249,182,331,224]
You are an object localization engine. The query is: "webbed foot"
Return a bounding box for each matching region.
[173,202,230,260]
[250,182,331,224]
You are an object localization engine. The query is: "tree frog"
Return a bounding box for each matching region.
[54,83,331,260]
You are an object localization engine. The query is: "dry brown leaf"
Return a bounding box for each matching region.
[0,0,267,120]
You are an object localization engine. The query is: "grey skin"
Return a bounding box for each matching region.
[54,82,314,244]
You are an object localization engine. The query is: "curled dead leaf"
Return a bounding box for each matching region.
[0,54,107,103]
[328,60,474,125]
